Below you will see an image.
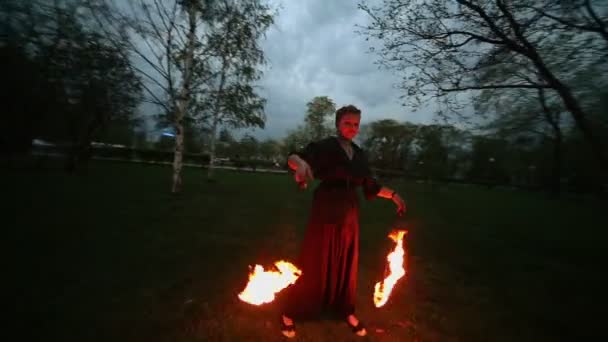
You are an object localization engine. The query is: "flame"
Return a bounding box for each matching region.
[238,260,302,305]
[373,230,407,307]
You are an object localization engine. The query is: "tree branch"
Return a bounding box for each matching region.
[495,0,535,52]
[127,41,170,82]
[456,0,528,55]
[440,83,552,92]
[528,2,607,37]
[436,30,506,46]
[538,87,559,134]
[131,64,169,93]
[584,0,608,43]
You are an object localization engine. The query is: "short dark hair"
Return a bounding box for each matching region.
[335,105,361,126]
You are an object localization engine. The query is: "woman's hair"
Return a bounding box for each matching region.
[335,105,361,126]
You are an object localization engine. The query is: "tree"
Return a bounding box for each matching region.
[258,139,281,161]
[101,117,143,147]
[435,124,473,180]
[278,96,337,159]
[62,36,142,172]
[360,0,608,172]
[414,125,450,181]
[467,136,511,185]
[361,119,415,169]
[562,128,604,194]
[214,127,233,157]
[184,117,206,153]
[304,96,336,140]
[281,125,310,159]
[0,42,49,160]
[156,135,176,151]
[91,0,219,192]
[1,0,141,171]
[477,85,569,193]
[193,0,274,180]
[238,134,259,158]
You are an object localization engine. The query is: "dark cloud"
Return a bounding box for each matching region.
[251,0,434,140]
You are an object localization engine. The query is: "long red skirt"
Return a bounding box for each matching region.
[280,185,360,319]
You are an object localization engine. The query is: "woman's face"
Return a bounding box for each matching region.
[337,113,361,140]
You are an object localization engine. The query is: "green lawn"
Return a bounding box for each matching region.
[5,161,605,341]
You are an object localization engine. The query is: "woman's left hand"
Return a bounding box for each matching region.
[392,193,406,216]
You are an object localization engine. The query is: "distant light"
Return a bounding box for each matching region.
[32,138,55,146]
[162,132,175,137]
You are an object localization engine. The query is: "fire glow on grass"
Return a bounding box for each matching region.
[238,261,301,305]
[373,230,407,307]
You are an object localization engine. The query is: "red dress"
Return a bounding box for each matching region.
[280,137,382,319]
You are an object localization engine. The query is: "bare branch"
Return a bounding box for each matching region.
[152,0,172,33]
[140,83,171,113]
[456,0,528,54]
[436,30,506,45]
[139,0,171,51]
[527,2,607,40]
[440,83,552,92]
[538,87,560,133]
[131,64,169,93]
[128,41,171,82]
[584,0,608,43]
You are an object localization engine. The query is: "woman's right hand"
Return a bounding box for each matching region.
[295,161,314,189]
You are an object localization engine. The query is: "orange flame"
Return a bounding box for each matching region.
[238,260,302,305]
[373,230,407,307]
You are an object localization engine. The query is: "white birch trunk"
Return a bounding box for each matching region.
[207,117,219,180]
[171,114,185,193]
[171,6,197,193]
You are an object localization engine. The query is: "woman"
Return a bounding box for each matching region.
[280,105,406,338]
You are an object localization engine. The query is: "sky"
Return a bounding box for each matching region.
[245,0,436,140]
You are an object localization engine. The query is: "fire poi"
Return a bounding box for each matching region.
[238,261,301,305]
[238,229,408,307]
[373,230,408,307]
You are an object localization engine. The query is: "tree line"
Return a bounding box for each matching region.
[190,94,604,195]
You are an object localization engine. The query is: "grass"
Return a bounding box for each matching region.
[4,160,605,341]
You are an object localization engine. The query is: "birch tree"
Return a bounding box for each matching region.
[194,0,273,180]
[91,0,218,192]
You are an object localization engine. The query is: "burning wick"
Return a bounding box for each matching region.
[238,260,302,305]
[373,230,407,307]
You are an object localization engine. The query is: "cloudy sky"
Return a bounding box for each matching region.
[247,0,436,140]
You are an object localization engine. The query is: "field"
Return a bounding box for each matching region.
[5,161,604,341]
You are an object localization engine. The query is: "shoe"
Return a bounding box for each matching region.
[346,319,367,337]
[280,315,296,338]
